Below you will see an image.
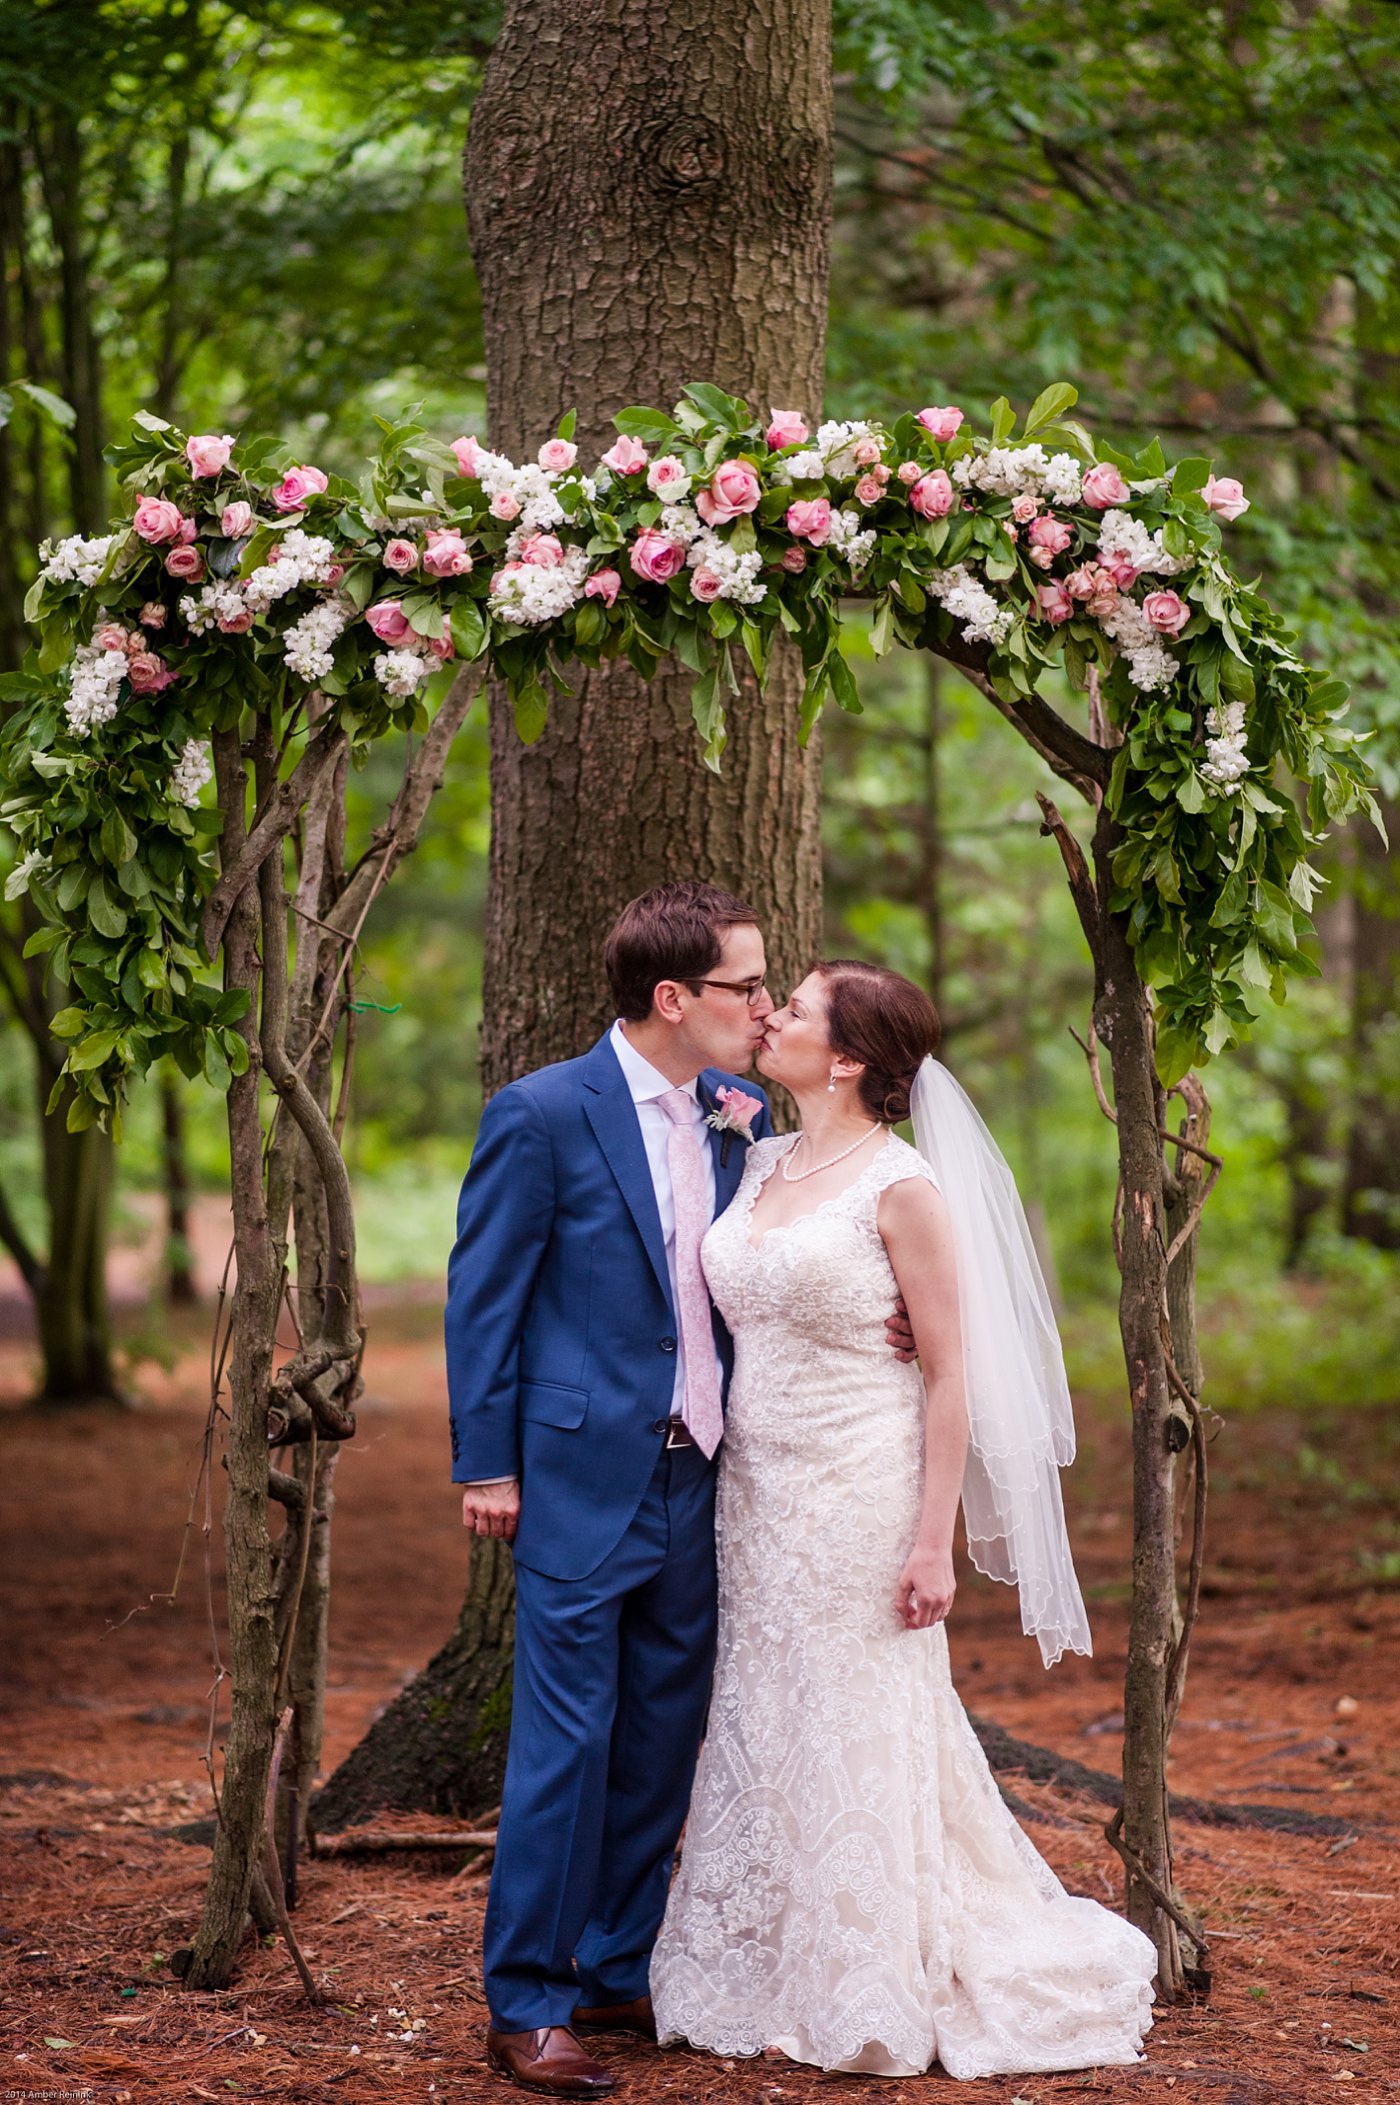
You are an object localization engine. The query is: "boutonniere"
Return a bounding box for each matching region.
[706,1087,763,1165]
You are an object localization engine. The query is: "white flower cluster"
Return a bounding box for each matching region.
[1096,510,1181,578]
[40,531,120,588]
[171,738,212,807]
[1097,594,1178,693]
[4,848,47,902]
[180,582,247,634]
[825,507,877,576]
[488,546,590,625]
[283,599,348,683]
[65,644,128,736]
[1200,700,1249,791]
[479,458,567,534]
[770,449,825,486]
[243,530,339,613]
[928,564,1014,647]
[374,649,433,698]
[953,443,1049,497]
[658,502,703,545]
[688,530,767,605]
[815,420,874,478]
[1041,453,1084,505]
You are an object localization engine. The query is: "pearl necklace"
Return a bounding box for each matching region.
[781,1122,883,1183]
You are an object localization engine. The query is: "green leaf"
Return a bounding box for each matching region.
[557,407,577,442]
[49,1007,86,1040]
[69,1029,121,1070]
[43,2036,78,2050]
[23,924,63,958]
[612,407,677,441]
[202,1032,231,1089]
[870,597,895,658]
[1171,457,1213,496]
[1154,1022,1198,1088]
[682,381,747,427]
[87,875,128,939]
[449,600,488,661]
[988,397,1017,445]
[828,651,863,715]
[16,379,76,431]
[1021,383,1078,437]
[511,673,550,745]
[100,811,139,866]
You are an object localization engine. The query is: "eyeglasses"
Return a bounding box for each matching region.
[683,975,769,1008]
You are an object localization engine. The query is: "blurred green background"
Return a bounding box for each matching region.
[2,0,1398,1452]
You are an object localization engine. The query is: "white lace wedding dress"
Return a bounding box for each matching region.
[650,1132,1157,2081]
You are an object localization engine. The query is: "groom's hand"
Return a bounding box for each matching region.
[461,1478,521,1541]
[886,1294,917,1363]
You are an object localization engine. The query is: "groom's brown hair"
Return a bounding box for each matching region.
[606,879,761,1021]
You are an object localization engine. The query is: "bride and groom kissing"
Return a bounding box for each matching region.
[445,880,1156,2094]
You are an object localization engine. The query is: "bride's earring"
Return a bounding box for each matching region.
[828,1070,837,1093]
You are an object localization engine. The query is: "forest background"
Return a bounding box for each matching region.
[2,0,1399,1487]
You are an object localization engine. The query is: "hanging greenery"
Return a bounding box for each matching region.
[0,384,1376,1131]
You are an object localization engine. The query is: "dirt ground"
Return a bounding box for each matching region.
[1,1287,1397,2105]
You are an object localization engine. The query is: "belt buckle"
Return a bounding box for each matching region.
[664,1417,691,1450]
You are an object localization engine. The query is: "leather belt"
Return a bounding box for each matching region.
[664,1416,696,1450]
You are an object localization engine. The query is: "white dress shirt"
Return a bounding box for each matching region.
[609,1018,721,1417]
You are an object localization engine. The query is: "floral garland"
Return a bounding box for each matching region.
[0,383,1375,1130]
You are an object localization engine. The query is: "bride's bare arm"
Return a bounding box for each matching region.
[879,1176,969,1631]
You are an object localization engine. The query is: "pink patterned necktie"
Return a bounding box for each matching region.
[656,1088,725,1459]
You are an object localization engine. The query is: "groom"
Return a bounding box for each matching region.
[446,880,776,2097]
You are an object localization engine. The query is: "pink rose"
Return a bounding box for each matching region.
[220,501,254,539]
[538,438,578,472]
[765,410,809,450]
[490,490,521,521]
[690,568,724,603]
[1065,566,1099,601]
[1081,463,1131,509]
[271,464,328,513]
[647,455,690,498]
[917,406,964,442]
[1004,522,1018,542]
[516,532,564,567]
[910,470,954,520]
[853,435,884,467]
[94,622,130,653]
[1037,582,1074,626]
[601,435,649,474]
[1028,514,1072,557]
[584,567,621,606]
[696,458,762,526]
[1106,556,1140,591]
[423,528,473,578]
[383,538,419,573]
[165,544,204,581]
[427,630,456,662]
[780,545,808,573]
[218,607,255,634]
[133,495,185,545]
[365,600,413,644]
[628,529,686,584]
[1087,584,1121,619]
[786,497,832,545]
[127,650,175,694]
[185,433,234,478]
[714,1084,763,1137]
[854,474,885,507]
[896,460,922,486]
[1142,589,1191,636]
[177,514,198,544]
[450,435,485,477]
[1012,493,1040,524]
[1202,473,1249,522]
[139,602,167,629]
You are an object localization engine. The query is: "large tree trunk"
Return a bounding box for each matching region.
[320,0,831,1827]
[1342,794,1400,1248]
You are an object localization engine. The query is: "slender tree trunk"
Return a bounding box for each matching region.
[922,656,946,1017]
[161,1072,197,1305]
[320,0,832,1827]
[1342,795,1400,1247]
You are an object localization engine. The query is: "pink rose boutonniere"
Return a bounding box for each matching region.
[706,1086,763,1147]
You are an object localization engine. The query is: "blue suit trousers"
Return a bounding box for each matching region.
[482,1439,718,2030]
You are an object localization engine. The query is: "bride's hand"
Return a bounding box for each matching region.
[893,1543,956,1630]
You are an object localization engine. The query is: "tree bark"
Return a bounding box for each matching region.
[161,1071,197,1305]
[320,0,832,1829]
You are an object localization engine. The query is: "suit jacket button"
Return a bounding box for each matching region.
[651,1418,670,1434]
[659,1335,676,1353]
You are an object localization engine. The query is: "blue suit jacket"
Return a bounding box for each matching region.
[445,1031,773,1581]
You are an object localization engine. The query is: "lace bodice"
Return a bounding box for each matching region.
[651,1128,1156,2080]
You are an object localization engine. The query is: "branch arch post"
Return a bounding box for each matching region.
[1,386,1375,1995]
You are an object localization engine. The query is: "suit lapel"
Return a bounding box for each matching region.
[582,1034,674,1313]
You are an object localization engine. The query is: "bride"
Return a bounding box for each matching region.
[649,959,1157,2081]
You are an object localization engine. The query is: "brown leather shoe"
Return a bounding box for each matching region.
[573,1993,657,2041]
[486,2025,617,2096]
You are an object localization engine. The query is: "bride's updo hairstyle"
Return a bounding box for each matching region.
[813,960,940,1126]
